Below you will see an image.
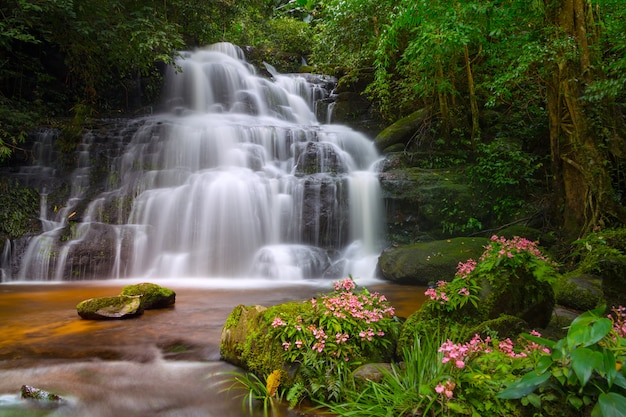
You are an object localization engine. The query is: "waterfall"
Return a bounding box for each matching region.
[1,240,10,280]
[13,43,384,282]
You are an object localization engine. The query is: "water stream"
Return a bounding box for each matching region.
[11,42,384,283]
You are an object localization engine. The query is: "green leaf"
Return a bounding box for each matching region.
[536,354,554,373]
[571,347,604,387]
[522,332,556,349]
[567,307,612,348]
[593,392,626,417]
[497,371,551,399]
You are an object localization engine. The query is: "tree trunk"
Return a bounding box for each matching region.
[545,0,626,239]
[464,44,479,151]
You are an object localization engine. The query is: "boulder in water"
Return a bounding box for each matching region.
[120,282,176,309]
[21,384,65,403]
[77,295,143,320]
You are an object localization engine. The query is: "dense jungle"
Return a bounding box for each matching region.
[1,1,626,416]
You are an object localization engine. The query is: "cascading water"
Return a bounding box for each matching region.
[14,42,385,282]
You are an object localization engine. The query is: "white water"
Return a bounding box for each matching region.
[15,43,384,283]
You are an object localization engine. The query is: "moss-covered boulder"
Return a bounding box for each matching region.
[396,236,557,353]
[120,282,176,309]
[477,269,555,329]
[374,108,430,152]
[220,302,310,383]
[77,295,143,320]
[554,273,602,312]
[377,237,488,285]
[220,281,400,395]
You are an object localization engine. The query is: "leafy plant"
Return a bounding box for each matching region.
[468,138,543,222]
[425,235,559,314]
[321,331,447,417]
[219,369,284,416]
[268,277,399,402]
[498,305,626,416]
[571,228,626,273]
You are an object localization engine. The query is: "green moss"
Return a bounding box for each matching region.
[378,237,488,285]
[554,274,602,311]
[464,315,529,341]
[76,295,143,319]
[120,282,175,309]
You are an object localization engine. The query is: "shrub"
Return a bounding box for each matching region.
[269,277,399,403]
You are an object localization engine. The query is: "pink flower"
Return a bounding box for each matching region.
[436,380,456,399]
[271,317,286,328]
[458,287,470,296]
[282,342,291,351]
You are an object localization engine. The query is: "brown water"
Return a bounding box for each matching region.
[0,280,425,417]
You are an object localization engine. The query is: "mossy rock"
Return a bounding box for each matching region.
[21,385,65,403]
[554,273,602,312]
[463,315,529,341]
[220,299,399,391]
[374,108,429,152]
[378,237,488,285]
[220,301,310,381]
[77,295,143,320]
[120,282,176,309]
[477,270,555,329]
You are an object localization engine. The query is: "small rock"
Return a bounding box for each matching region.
[120,282,176,309]
[353,363,393,383]
[77,295,143,320]
[21,385,64,402]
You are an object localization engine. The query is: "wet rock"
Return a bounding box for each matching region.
[120,282,176,309]
[21,384,65,403]
[77,295,144,320]
[377,237,488,285]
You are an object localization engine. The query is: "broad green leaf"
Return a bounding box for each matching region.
[593,392,626,417]
[497,371,550,399]
[603,349,617,385]
[568,315,612,348]
[571,347,604,387]
[613,371,626,390]
[536,354,554,373]
[522,332,556,349]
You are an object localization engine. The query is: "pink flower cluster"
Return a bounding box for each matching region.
[272,317,286,328]
[334,277,356,292]
[439,331,550,369]
[424,281,450,304]
[456,258,477,279]
[439,334,492,369]
[320,279,395,323]
[482,235,551,263]
[309,325,328,353]
[358,328,384,341]
[435,380,456,399]
[271,278,396,361]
